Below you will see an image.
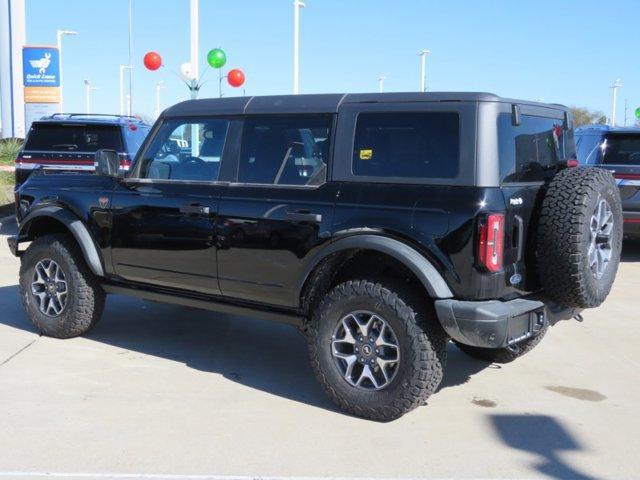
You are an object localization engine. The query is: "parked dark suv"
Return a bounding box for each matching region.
[576,124,640,238]
[8,93,622,421]
[15,114,150,187]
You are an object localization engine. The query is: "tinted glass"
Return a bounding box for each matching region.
[238,115,331,185]
[498,114,571,182]
[575,134,601,164]
[602,134,640,165]
[24,124,123,152]
[123,124,151,155]
[352,112,459,179]
[138,119,229,181]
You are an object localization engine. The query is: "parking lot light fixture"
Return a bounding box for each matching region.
[83,79,98,114]
[610,79,622,126]
[293,0,306,94]
[155,80,165,118]
[418,49,430,92]
[378,75,386,93]
[119,65,133,116]
[56,29,77,112]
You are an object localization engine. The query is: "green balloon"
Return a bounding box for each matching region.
[635,107,640,120]
[207,48,226,69]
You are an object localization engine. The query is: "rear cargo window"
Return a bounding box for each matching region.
[601,134,640,165]
[498,114,573,183]
[24,124,124,152]
[352,112,459,179]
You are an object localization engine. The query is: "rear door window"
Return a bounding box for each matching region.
[601,134,640,165]
[352,112,459,179]
[24,123,124,152]
[237,115,332,186]
[498,114,570,183]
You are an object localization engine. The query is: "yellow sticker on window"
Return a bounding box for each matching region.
[359,149,373,160]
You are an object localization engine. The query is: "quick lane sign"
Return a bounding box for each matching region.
[22,46,60,87]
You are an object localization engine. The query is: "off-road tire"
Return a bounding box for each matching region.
[306,279,447,422]
[537,167,623,308]
[453,323,548,364]
[19,234,105,338]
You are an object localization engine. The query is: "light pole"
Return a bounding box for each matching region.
[378,76,386,93]
[610,79,622,126]
[128,0,134,114]
[83,79,97,114]
[155,80,165,117]
[119,65,133,115]
[56,29,77,112]
[293,0,305,94]
[418,49,430,92]
[190,0,200,156]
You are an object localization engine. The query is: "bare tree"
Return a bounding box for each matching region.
[570,106,607,127]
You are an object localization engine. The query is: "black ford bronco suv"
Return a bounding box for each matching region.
[8,93,623,421]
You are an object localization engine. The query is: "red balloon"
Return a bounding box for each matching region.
[143,51,162,71]
[227,69,245,87]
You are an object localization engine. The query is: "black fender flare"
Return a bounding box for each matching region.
[297,234,453,305]
[19,206,105,277]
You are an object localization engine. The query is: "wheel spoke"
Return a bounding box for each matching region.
[31,259,67,317]
[330,310,400,391]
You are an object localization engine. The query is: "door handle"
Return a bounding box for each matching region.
[180,204,211,215]
[286,211,322,223]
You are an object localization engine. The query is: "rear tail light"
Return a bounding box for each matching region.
[614,173,640,180]
[119,158,132,171]
[477,213,505,273]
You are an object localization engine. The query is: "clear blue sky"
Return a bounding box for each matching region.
[25,0,640,123]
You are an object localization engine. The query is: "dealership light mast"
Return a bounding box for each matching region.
[119,64,133,116]
[83,79,97,114]
[155,80,165,117]
[610,79,622,126]
[293,0,305,94]
[56,29,76,113]
[418,49,430,92]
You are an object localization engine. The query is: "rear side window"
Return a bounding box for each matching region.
[498,114,571,183]
[352,112,459,179]
[238,115,332,186]
[123,124,151,155]
[602,134,640,165]
[576,134,602,164]
[24,124,124,152]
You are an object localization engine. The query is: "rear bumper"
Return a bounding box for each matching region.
[434,297,580,349]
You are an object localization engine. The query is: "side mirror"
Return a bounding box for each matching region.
[95,149,119,177]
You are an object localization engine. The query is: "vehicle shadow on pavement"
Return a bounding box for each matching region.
[622,239,640,262]
[0,282,489,415]
[490,414,596,480]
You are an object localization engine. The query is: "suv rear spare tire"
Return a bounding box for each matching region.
[537,167,623,308]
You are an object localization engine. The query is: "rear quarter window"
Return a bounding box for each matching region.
[352,112,459,179]
[24,123,124,152]
[498,114,573,183]
[602,134,640,165]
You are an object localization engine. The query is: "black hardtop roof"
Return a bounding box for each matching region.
[163,92,568,117]
[33,113,150,126]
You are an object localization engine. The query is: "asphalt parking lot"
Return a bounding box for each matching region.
[1,216,639,480]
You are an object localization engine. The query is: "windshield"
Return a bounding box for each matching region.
[602,134,640,165]
[24,123,124,152]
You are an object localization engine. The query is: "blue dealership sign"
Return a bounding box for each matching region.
[22,46,60,87]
